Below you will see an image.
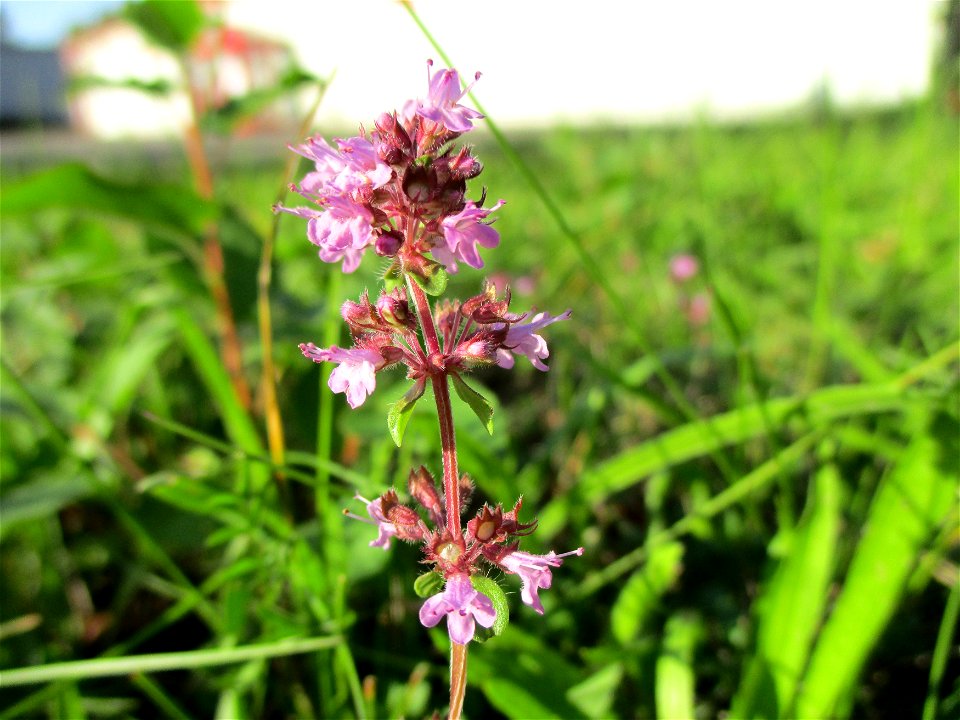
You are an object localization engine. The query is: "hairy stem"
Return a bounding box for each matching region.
[404,276,467,714]
[431,373,461,537]
[448,642,468,720]
[406,279,462,536]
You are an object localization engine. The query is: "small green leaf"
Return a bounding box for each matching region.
[124,0,205,52]
[382,260,403,290]
[387,379,426,447]
[413,571,444,599]
[408,258,448,296]
[451,374,494,435]
[471,575,509,641]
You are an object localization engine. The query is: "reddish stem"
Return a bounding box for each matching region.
[406,278,461,537]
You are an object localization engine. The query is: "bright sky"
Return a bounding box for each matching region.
[1,0,945,127]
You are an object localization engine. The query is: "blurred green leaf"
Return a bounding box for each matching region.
[656,613,700,720]
[67,75,175,97]
[573,381,915,506]
[796,411,958,718]
[732,461,841,718]
[566,663,624,720]
[124,0,205,52]
[610,540,684,645]
[0,163,214,238]
[0,474,93,536]
[201,68,326,133]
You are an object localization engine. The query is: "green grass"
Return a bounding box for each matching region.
[1,96,957,719]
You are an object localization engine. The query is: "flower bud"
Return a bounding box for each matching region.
[448,146,482,180]
[376,289,413,330]
[340,291,377,332]
[402,166,434,204]
[375,230,403,257]
[408,466,443,526]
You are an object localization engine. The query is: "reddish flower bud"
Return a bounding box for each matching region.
[467,504,505,544]
[403,166,435,204]
[340,291,378,333]
[408,466,443,526]
[458,473,475,509]
[501,497,537,537]
[378,489,427,543]
[375,230,404,257]
[376,288,414,330]
[448,146,482,180]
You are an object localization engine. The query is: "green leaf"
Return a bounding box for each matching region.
[408,258,448,296]
[655,613,701,720]
[387,379,426,447]
[471,575,509,640]
[731,460,841,719]
[0,474,94,536]
[451,374,494,435]
[413,571,444,599]
[201,68,327,134]
[124,0,205,52]
[610,540,685,645]
[381,260,403,291]
[566,663,624,720]
[67,75,175,97]
[795,411,958,718]
[0,163,214,238]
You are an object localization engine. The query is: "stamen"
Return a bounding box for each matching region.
[343,508,375,525]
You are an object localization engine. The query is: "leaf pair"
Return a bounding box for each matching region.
[388,374,494,447]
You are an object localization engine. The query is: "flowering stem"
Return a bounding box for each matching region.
[448,642,468,720]
[406,278,461,537]
[431,373,461,537]
[405,275,467,715]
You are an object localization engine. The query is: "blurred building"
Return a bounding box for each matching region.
[60,13,309,139]
[0,29,68,128]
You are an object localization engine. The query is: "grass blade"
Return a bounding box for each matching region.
[0,635,342,687]
[795,411,957,718]
[731,460,842,718]
[656,613,700,720]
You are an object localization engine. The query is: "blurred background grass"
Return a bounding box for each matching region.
[1,2,958,719]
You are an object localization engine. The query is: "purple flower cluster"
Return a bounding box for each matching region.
[276,63,502,275]
[283,61,581,647]
[353,470,583,643]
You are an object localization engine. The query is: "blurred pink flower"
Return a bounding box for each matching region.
[669,253,699,282]
[687,291,712,326]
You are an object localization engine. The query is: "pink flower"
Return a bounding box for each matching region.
[294,135,392,197]
[417,65,484,133]
[347,495,398,549]
[299,344,382,408]
[669,253,699,282]
[435,200,504,272]
[274,197,374,273]
[306,196,376,273]
[499,548,584,615]
[496,310,572,371]
[419,574,496,645]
